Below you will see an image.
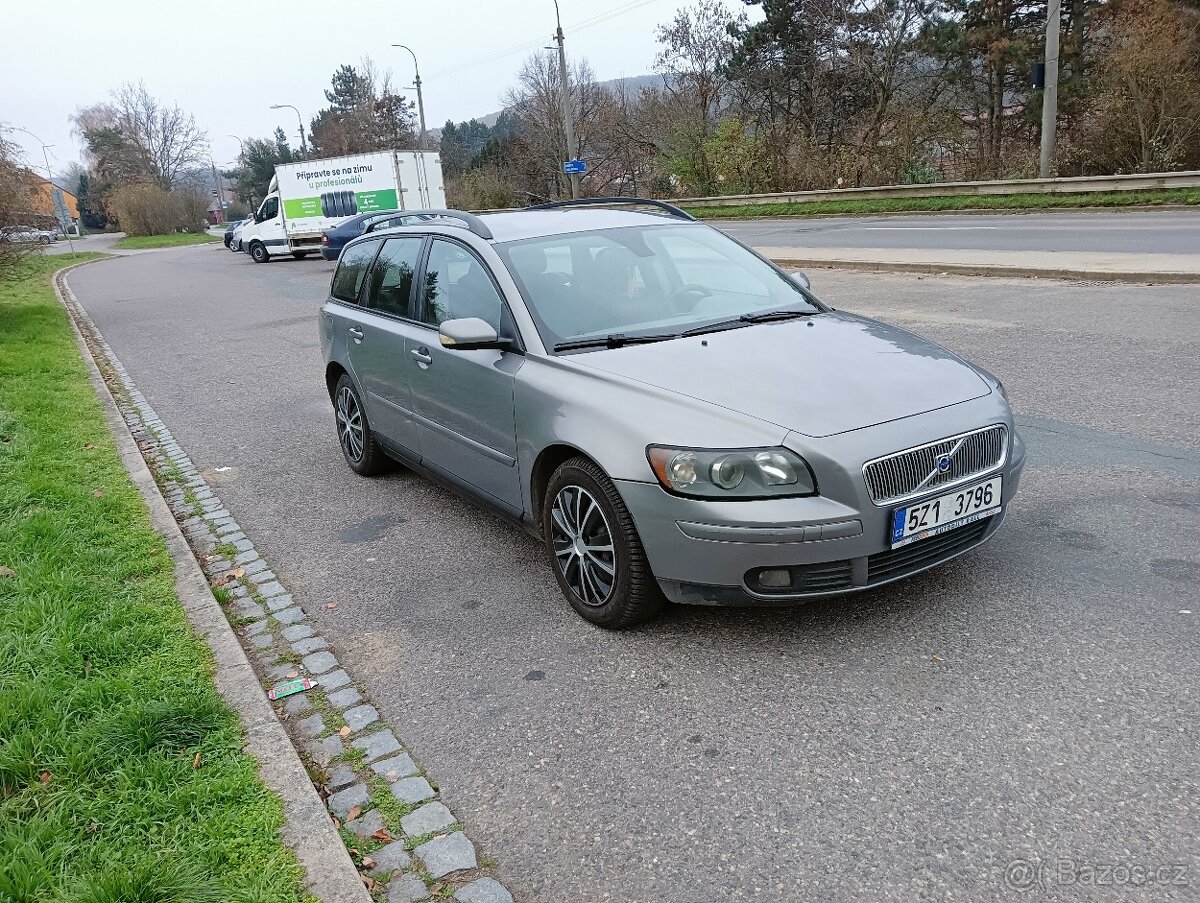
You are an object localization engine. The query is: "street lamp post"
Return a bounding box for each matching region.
[14,126,76,256]
[391,44,428,150]
[269,104,307,157]
[552,1,580,200]
[1038,0,1061,179]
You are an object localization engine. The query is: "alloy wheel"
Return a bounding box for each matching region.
[336,386,364,462]
[550,485,617,607]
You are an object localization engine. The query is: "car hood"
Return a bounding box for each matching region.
[571,312,991,438]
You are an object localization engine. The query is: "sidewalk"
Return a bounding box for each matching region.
[759,246,1200,283]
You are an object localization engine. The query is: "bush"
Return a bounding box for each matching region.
[110,184,208,236]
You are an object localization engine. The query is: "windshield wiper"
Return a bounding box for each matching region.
[738,308,820,324]
[554,332,680,352]
[679,307,820,339]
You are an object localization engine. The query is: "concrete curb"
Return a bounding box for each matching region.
[766,256,1200,285]
[53,260,372,903]
[696,203,1198,222]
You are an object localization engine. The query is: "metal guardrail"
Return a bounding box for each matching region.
[676,171,1200,208]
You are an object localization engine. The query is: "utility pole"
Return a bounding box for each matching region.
[552,0,580,199]
[1039,0,1061,179]
[392,45,428,150]
[210,157,226,223]
[14,126,75,256]
[270,104,307,157]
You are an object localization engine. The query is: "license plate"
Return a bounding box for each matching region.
[890,477,1002,548]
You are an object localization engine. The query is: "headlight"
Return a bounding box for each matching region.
[646,446,817,499]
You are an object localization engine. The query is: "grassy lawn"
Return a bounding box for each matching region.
[686,187,1200,219]
[113,232,221,250]
[0,256,305,902]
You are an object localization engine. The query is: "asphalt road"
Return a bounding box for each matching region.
[69,246,1200,902]
[719,209,1200,256]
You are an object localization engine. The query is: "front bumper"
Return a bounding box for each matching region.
[616,426,1025,606]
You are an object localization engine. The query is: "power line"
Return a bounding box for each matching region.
[427,0,665,79]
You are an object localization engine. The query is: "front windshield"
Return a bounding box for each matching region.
[496,224,823,350]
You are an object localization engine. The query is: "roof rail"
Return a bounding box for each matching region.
[526,196,697,221]
[364,209,494,240]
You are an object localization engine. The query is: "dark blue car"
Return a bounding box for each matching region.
[320,211,432,261]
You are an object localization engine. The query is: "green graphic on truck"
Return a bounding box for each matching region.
[282,188,399,219]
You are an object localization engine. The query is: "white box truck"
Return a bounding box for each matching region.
[240,150,444,263]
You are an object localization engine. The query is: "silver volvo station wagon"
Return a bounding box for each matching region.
[319,198,1024,628]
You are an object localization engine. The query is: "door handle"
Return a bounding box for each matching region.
[349,327,364,344]
[411,346,433,366]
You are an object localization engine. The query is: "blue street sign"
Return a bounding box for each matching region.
[562,159,586,175]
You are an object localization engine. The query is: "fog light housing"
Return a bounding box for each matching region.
[755,568,791,588]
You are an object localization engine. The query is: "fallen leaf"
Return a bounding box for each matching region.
[345,805,362,822]
[84,443,96,449]
[193,752,202,769]
[338,725,351,738]
[0,566,15,578]
[327,602,337,609]
[93,488,104,498]
[931,655,943,663]
[286,671,299,679]
[361,875,376,891]
[39,771,52,784]
[361,856,376,869]
[370,828,392,841]
[228,567,245,580]
[385,770,398,779]
[84,656,92,677]
[331,815,341,828]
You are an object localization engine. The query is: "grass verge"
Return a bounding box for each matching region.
[113,232,221,250]
[686,187,1200,219]
[0,256,305,902]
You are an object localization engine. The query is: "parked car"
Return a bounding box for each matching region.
[223,219,247,249]
[1,225,55,244]
[319,198,1024,628]
[229,220,253,253]
[320,211,433,261]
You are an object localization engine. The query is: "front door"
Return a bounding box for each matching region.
[407,238,522,512]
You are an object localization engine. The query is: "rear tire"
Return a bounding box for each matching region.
[333,374,389,476]
[249,241,269,263]
[542,456,664,629]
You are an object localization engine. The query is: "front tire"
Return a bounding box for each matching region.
[334,374,388,476]
[542,457,664,629]
[249,241,270,263]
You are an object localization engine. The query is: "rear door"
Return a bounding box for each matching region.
[344,236,428,459]
[407,238,523,512]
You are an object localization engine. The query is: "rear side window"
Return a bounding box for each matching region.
[364,237,424,318]
[330,240,381,303]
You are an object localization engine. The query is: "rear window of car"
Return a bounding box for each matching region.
[330,239,381,303]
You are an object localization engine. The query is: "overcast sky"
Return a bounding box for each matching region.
[2,0,758,176]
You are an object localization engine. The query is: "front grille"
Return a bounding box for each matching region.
[863,425,1007,505]
[867,518,991,584]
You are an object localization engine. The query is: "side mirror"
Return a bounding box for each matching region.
[789,270,812,291]
[438,317,505,351]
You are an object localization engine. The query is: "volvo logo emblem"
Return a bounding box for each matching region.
[936,455,953,473]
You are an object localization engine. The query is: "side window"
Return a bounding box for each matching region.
[420,239,502,330]
[364,237,423,318]
[258,197,279,221]
[330,239,381,304]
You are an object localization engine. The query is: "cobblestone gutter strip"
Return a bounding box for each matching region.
[58,264,514,903]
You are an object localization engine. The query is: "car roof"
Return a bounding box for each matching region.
[475,208,697,243]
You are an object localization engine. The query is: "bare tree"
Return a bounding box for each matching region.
[73,82,209,189]
[0,129,46,278]
[503,53,609,198]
